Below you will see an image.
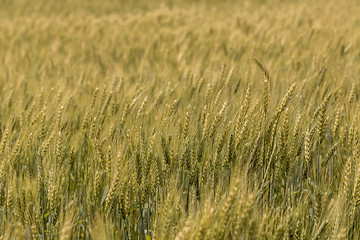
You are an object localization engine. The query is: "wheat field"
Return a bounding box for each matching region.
[0,0,360,239]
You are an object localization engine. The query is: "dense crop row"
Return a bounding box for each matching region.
[1,0,360,239]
